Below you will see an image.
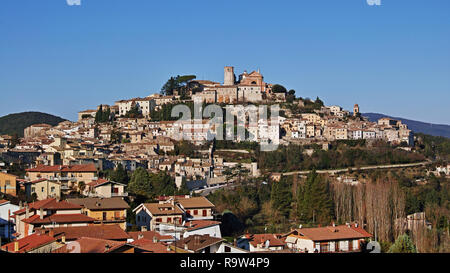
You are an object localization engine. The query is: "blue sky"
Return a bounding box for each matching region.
[0,0,449,124]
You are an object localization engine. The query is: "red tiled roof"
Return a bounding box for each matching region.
[38,225,130,241]
[185,220,221,231]
[53,237,127,253]
[26,164,97,173]
[292,225,372,241]
[127,231,173,242]
[246,234,286,248]
[1,233,56,253]
[0,199,10,205]
[129,238,174,253]
[14,198,82,215]
[23,214,95,225]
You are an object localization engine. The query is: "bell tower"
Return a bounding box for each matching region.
[224,66,234,86]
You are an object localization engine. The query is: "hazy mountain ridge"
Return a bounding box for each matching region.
[0,112,67,137]
[363,113,450,138]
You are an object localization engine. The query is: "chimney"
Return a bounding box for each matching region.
[184,243,188,250]
[39,207,44,220]
[138,234,144,240]
[62,236,66,244]
[14,241,19,253]
[141,226,147,232]
[49,230,54,238]
[153,236,158,243]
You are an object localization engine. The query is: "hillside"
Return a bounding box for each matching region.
[363,113,450,138]
[0,112,67,137]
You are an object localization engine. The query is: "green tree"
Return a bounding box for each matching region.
[272,84,287,93]
[128,167,152,196]
[270,176,292,218]
[150,171,177,196]
[297,170,333,224]
[109,164,129,184]
[388,234,417,253]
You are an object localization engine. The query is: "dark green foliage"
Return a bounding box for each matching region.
[388,234,417,253]
[107,164,129,184]
[124,105,143,118]
[161,75,196,96]
[272,84,287,93]
[271,176,293,218]
[0,112,66,137]
[297,170,334,225]
[258,142,425,172]
[95,106,111,123]
[128,167,152,196]
[415,133,450,161]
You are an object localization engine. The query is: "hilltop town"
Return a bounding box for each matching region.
[0,66,447,254]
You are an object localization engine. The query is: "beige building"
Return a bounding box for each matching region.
[24,179,61,201]
[0,172,17,196]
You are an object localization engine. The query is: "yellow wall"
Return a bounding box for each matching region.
[0,172,17,196]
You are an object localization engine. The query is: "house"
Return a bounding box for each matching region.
[25,164,97,191]
[53,237,135,253]
[0,172,18,196]
[176,196,215,221]
[0,199,19,239]
[237,233,286,252]
[217,242,249,253]
[13,198,96,238]
[177,234,225,253]
[1,233,60,253]
[38,224,130,242]
[133,202,184,231]
[83,179,128,198]
[283,223,372,253]
[66,197,129,230]
[183,220,222,239]
[24,178,61,201]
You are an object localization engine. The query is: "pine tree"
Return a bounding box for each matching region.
[388,234,417,253]
[297,170,334,224]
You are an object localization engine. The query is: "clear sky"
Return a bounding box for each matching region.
[1,0,449,124]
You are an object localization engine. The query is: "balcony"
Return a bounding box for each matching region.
[111,192,128,197]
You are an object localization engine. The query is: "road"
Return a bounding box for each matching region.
[282,161,432,176]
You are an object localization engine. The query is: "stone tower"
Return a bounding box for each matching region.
[224,66,235,86]
[353,104,360,116]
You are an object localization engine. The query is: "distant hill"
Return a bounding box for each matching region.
[363,113,450,138]
[0,112,67,137]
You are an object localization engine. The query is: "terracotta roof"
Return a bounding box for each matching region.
[0,199,10,205]
[53,237,127,253]
[127,231,173,242]
[178,234,224,252]
[14,198,82,215]
[176,197,215,209]
[140,203,184,216]
[26,164,97,173]
[23,214,95,225]
[66,197,130,210]
[38,225,130,241]
[129,238,174,253]
[292,225,372,241]
[245,234,286,248]
[185,220,221,231]
[1,233,56,253]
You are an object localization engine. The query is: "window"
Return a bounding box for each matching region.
[5,180,10,186]
[41,187,44,192]
[102,212,107,221]
[51,187,55,192]
[225,246,231,253]
[194,210,198,216]
[203,210,207,217]
[31,187,35,193]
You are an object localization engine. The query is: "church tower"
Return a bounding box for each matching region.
[224,66,235,86]
[353,104,360,116]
